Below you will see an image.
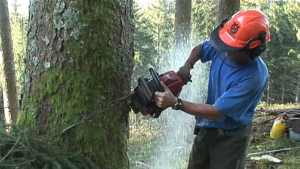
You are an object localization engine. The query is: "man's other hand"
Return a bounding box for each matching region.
[177,66,192,84]
[154,81,177,109]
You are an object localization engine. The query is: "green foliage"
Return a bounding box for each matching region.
[132,2,158,86]
[191,0,217,42]
[10,1,28,99]
[132,0,175,86]
[0,124,97,169]
[144,0,175,54]
[261,1,300,104]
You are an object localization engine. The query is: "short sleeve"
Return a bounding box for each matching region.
[213,78,262,121]
[200,40,217,63]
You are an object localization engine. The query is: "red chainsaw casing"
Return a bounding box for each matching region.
[133,70,185,117]
[158,70,184,97]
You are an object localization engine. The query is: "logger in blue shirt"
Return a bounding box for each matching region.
[154,9,270,169]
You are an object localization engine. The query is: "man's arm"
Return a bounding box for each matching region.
[154,81,222,121]
[155,77,263,122]
[183,44,201,69]
[182,40,217,68]
[179,101,222,121]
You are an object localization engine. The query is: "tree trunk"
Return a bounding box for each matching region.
[174,0,191,48]
[216,0,240,25]
[0,0,19,125]
[281,79,285,104]
[295,73,300,104]
[267,81,270,105]
[18,0,134,168]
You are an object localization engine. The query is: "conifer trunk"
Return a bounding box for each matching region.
[175,0,192,48]
[0,0,19,125]
[216,0,240,25]
[18,0,134,168]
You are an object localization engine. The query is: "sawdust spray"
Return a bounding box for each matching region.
[148,41,210,169]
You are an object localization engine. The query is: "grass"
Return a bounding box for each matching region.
[246,137,300,169]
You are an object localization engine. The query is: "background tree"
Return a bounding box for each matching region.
[18,0,134,168]
[0,0,19,125]
[217,0,240,24]
[174,0,192,48]
[10,0,28,100]
[191,0,217,42]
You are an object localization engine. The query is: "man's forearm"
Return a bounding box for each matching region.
[180,100,222,121]
[184,44,201,68]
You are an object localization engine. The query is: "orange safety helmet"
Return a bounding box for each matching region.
[210,9,271,53]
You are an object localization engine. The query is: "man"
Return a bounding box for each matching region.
[154,9,270,169]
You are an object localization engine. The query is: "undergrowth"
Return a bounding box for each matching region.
[0,124,97,169]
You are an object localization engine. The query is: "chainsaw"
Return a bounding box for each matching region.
[61,67,190,136]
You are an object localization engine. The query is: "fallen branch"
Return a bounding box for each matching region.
[254,117,278,125]
[135,161,150,167]
[247,147,300,157]
[256,108,300,115]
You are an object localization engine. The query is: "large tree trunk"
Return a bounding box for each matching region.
[216,0,240,25]
[0,0,19,125]
[174,0,192,48]
[18,0,134,168]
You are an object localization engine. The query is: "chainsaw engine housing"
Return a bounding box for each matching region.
[128,67,185,118]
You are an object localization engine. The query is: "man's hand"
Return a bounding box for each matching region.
[154,81,177,109]
[177,65,192,84]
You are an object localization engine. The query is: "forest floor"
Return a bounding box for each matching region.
[129,103,300,169]
[245,103,300,169]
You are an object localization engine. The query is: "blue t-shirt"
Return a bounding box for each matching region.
[196,40,268,130]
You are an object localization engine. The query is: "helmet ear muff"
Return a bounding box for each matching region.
[248,31,267,59]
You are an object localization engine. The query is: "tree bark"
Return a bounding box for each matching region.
[216,0,240,25]
[18,0,134,168]
[0,0,19,125]
[175,0,192,48]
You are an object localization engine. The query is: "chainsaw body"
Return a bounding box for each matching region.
[127,67,185,118]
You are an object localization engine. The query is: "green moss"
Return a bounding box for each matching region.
[18,92,39,131]
[19,0,132,168]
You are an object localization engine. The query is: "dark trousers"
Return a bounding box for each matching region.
[187,124,252,169]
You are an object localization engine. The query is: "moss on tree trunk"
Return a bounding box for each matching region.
[18,0,134,168]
